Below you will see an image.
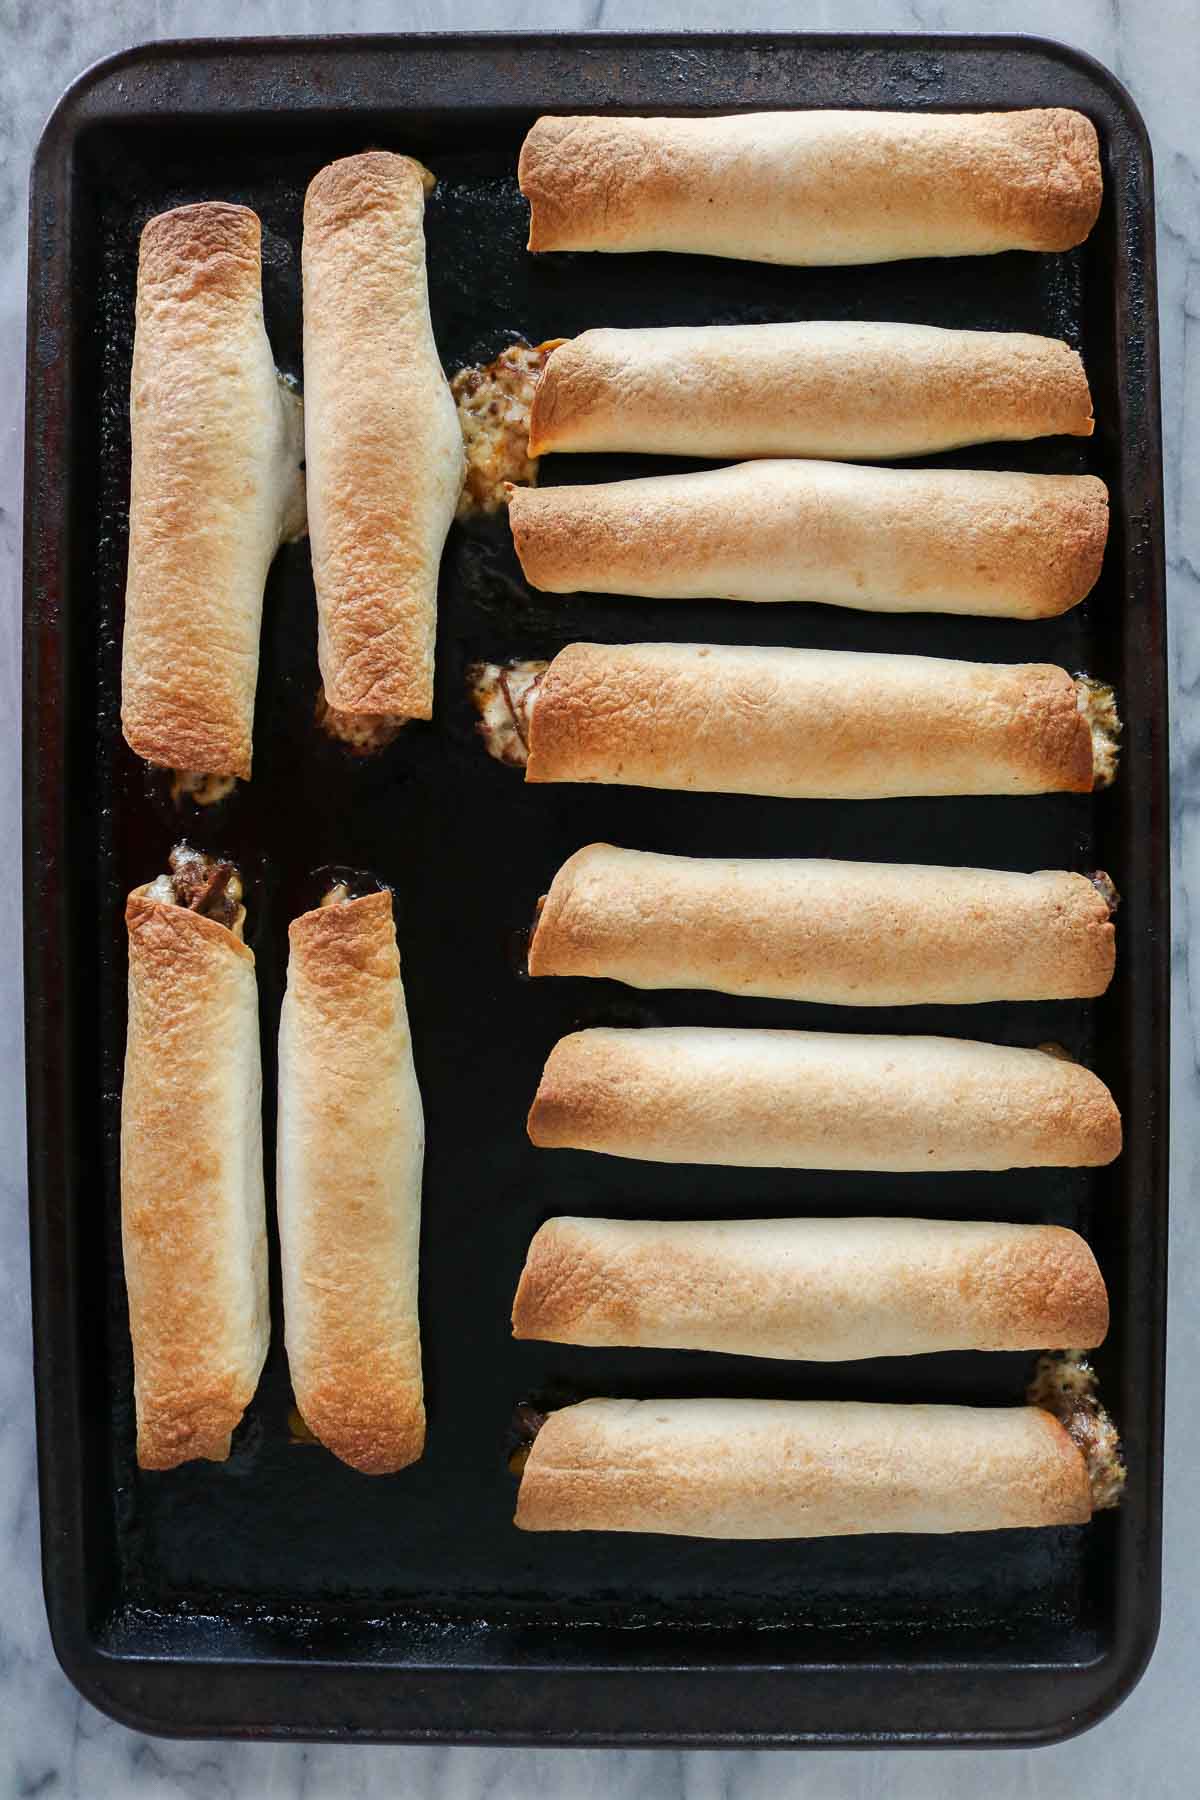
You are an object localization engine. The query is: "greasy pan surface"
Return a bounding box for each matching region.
[23,34,1166,1746]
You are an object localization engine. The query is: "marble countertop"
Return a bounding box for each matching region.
[3,1,1195,1794]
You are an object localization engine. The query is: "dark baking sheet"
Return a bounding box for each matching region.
[22,33,1167,1747]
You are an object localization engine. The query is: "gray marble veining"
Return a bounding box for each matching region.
[2,0,1196,1794]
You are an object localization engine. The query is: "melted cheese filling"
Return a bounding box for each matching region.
[451,341,562,516]
[275,369,308,544]
[1075,676,1122,788]
[1028,1349,1126,1511]
[314,684,405,755]
[469,660,548,767]
[170,769,239,808]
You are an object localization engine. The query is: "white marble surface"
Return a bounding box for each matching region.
[3,0,1197,1793]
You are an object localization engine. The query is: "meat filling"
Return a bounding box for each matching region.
[1088,869,1120,914]
[469,659,548,767]
[1028,1349,1126,1510]
[144,844,245,937]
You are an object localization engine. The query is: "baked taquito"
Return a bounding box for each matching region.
[508,461,1108,619]
[471,644,1120,799]
[120,847,267,1469]
[519,109,1102,264]
[513,1397,1109,1538]
[513,1216,1108,1359]
[528,322,1094,461]
[528,847,1117,1005]
[527,1027,1121,1171]
[121,203,305,784]
[277,885,425,1473]
[303,152,464,726]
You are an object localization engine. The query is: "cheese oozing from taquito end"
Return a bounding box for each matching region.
[313,682,406,756]
[168,770,240,809]
[451,339,564,514]
[1028,1350,1126,1511]
[277,887,426,1474]
[527,845,1118,1005]
[469,645,1118,798]
[527,322,1095,462]
[1076,675,1122,787]
[121,847,266,1468]
[526,1026,1122,1172]
[469,659,548,767]
[121,203,306,783]
[512,1397,1095,1538]
[519,110,1102,265]
[507,461,1109,620]
[303,153,464,722]
[513,1215,1109,1360]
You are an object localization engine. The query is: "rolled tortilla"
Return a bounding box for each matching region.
[519,109,1102,264]
[471,644,1119,798]
[514,1398,1094,1537]
[528,846,1117,1005]
[508,461,1107,619]
[277,887,425,1473]
[303,153,464,722]
[121,203,306,781]
[512,1216,1109,1359]
[528,322,1094,462]
[527,1027,1122,1171]
[120,850,267,1469]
